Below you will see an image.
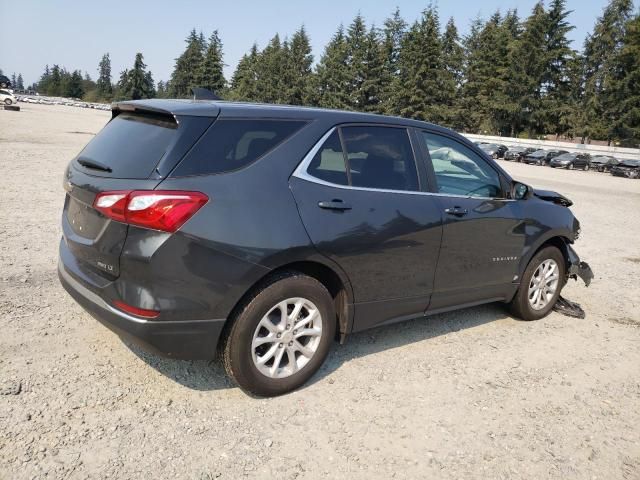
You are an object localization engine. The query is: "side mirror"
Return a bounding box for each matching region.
[512,181,532,200]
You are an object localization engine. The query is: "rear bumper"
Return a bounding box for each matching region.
[58,258,225,360]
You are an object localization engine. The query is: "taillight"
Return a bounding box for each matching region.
[94,190,208,233]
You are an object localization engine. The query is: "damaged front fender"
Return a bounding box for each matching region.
[566,244,594,286]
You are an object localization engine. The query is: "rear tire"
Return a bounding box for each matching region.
[509,246,565,321]
[221,272,336,396]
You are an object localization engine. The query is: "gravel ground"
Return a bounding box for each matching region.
[1,104,639,480]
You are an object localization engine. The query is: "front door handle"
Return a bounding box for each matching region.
[318,199,352,211]
[444,206,468,217]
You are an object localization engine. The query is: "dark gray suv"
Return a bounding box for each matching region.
[58,100,593,396]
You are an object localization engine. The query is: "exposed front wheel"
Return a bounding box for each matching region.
[3,98,11,105]
[509,246,565,321]
[221,272,336,396]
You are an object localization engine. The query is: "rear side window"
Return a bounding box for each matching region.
[172,119,306,177]
[342,126,419,191]
[76,113,178,178]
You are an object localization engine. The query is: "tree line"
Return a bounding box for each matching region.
[27,0,640,146]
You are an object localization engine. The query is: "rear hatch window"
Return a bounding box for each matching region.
[75,112,178,179]
[171,119,307,177]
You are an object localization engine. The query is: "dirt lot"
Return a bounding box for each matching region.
[1,104,639,480]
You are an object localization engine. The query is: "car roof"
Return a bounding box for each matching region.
[114,99,454,133]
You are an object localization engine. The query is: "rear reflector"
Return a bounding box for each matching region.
[94,190,208,233]
[113,300,160,318]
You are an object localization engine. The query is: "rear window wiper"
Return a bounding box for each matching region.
[77,158,112,172]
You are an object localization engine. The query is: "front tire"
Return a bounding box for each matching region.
[3,98,11,105]
[583,164,589,171]
[568,163,574,170]
[509,246,565,321]
[221,272,336,396]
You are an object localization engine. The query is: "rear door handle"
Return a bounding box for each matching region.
[444,206,468,217]
[318,199,352,211]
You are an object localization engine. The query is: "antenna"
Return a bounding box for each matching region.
[192,88,222,101]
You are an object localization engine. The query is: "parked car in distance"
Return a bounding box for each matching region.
[504,146,537,162]
[610,159,640,178]
[524,149,568,166]
[480,143,509,159]
[0,89,17,105]
[58,99,593,396]
[590,155,619,172]
[0,75,11,89]
[549,153,592,170]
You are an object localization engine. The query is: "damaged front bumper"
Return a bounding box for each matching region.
[566,245,594,286]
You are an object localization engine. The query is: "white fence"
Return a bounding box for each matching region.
[462,133,639,160]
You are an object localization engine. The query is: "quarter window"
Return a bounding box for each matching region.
[307,130,349,185]
[172,119,306,176]
[421,132,502,198]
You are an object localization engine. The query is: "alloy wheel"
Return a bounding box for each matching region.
[527,259,560,310]
[251,297,323,379]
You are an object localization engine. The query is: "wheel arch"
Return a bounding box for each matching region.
[519,234,573,281]
[221,259,354,351]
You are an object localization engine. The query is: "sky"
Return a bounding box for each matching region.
[0,0,636,87]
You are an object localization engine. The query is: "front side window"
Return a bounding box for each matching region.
[421,132,502,198]
[305,125,419,192]
[172,119,306,176]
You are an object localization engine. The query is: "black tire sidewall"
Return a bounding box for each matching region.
[4,98,11,105]
[225,274,336,396]
[512,246,566,320]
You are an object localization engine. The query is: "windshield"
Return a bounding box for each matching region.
[554,154,574,161]
[530,150,546,157]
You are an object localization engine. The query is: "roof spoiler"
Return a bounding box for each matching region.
[192,88,222,101]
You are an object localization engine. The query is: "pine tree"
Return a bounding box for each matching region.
[609,13,640,146]
[117,53,155,100]
[49,65,63,96]
[255,34,286,103]
[65,70,84,98]
[311,25,350,109]
[156,80,167,98]
[169,29,206,98]
[508,3,548,137]
[542,0,576,137]
[381,8,407,114]
[201,30,226,94]
[394,6,446,122]
[96,53,113,100]
[344,14,368,110]
[441,17,465,129]
[16,73,24,90]
[583,0,634,144]
[11,73,16,87]
[284,26,313,105]
[230,43,260,101]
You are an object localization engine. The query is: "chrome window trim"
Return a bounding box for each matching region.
[291,126,515,202]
